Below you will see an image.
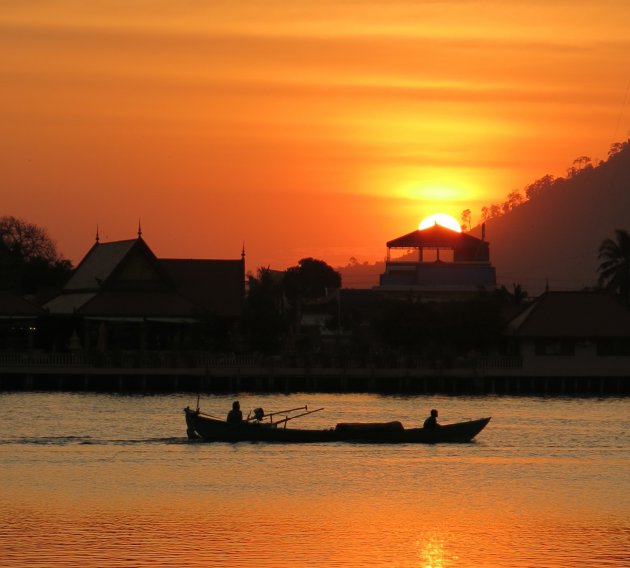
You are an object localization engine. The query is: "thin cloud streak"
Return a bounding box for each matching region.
[2,1,630,269]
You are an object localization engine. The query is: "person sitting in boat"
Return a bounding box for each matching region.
[227,401,243,424]
[423,409,440,429]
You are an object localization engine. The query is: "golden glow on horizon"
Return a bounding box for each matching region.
[419,214,462,232]
[1,1,630,269]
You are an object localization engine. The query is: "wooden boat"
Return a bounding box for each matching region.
[184,405,490,444]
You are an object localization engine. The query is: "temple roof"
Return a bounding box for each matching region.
[64,239,140,291]
[506,291,630,338]
[387,224,484,248]
[161,259,244,318]
[45,293,96,315]
[46,237,244,319]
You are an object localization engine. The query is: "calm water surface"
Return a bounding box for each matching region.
[0,392,628,567]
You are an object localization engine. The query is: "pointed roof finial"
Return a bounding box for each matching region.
[241,242,246,259]
[95,224,100,244]
[138,219,142,239]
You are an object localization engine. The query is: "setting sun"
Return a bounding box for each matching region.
[418,214,462,232]
[2,1,630,272]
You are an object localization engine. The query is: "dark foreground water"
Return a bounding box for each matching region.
[0,392,628,567]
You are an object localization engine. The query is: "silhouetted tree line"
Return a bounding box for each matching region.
[5,211,630,359]
[370,294,505,363]
[241,267,288,353]
[463,139,630,229]
[0,215,72,295]
[598,228,630,303]
[242,262,521,361]
[241,258,341,353]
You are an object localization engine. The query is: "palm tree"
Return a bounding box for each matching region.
[598,229,630,300]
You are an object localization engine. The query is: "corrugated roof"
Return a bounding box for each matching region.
[506,291,630,338]
[64,240,137,291]
[387,225,483,248]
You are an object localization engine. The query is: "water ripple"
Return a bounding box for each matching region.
[1,392,628,568]
[0,435,188,446]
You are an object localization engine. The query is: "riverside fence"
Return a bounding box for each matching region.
[0,350,627,395]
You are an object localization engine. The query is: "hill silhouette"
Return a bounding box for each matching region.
[470,140,630,293]
[337,257,384,288]
[338,140,630,294]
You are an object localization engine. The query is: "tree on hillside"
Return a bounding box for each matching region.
[524,174,555,200]
[0,216,72,294]
[477,140,630,231]
[461,209,471,231]
[566,155,593,178]
[481,205,490,223]
[598,229,630,301]
[503,190,523,214]
[608,141,627,158]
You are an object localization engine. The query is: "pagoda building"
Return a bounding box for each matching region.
[377,223,496,297]
[44,231,245,351]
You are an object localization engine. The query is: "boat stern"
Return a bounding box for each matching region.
[184,407,201,440]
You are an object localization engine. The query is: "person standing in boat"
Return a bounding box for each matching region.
[423,409,440,429]
[227,401,243,424]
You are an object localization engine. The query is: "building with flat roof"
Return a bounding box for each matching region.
[377,223,496,298]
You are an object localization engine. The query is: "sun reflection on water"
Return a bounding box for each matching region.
[1,393,629,568]
[418,535,449,568]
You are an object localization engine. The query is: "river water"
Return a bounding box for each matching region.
[0,392,628,567]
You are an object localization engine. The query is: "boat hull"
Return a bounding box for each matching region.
[184,408,490,444]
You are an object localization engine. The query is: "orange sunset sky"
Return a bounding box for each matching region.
[3,1,630,271]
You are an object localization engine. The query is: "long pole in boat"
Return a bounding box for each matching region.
[248,405,309,422]
[267,405,308,417]
[274,407,325,428]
